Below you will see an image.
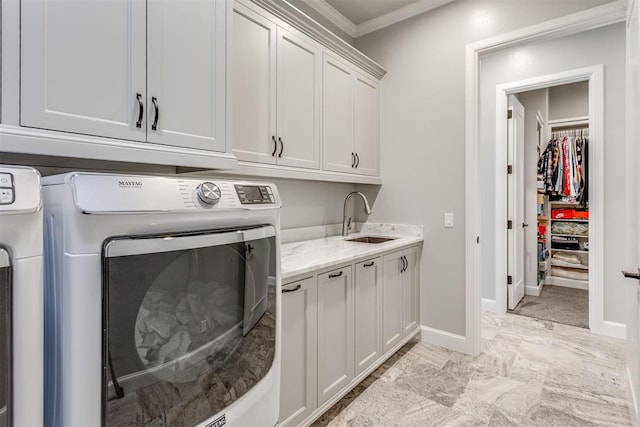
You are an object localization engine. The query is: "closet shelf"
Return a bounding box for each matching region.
[550,262,589,270]
[550,218,589,222]
[551,233,588,238]
[551,248,588,254]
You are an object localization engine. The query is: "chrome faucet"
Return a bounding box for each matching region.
[342,191,372,237]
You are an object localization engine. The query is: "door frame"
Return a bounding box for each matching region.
[464,0,627,356]
[494,67,603,330]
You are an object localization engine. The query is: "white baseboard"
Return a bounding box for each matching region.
[592,320,626,339]
[482,298,499,313]
[420,325,469,354]
[525,282,543,296]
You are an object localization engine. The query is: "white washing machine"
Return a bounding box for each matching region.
[42,172,282,427]
[0,165,43,427]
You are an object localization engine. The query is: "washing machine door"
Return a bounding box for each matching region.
[102,225,277,426]
[0,248,11,427]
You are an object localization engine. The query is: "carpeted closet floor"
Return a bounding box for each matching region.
[509,285,588,328]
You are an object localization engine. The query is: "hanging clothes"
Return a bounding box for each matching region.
[537,129,589,205]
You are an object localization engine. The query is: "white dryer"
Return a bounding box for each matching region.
[0,165,43,427]
[43,172,282,427]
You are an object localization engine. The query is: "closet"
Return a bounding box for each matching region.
[542,119,590,289]
[513,81,590,329]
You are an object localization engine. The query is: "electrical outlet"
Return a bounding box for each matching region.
[444,212,454,228]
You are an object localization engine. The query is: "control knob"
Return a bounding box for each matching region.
[196,182,221,206]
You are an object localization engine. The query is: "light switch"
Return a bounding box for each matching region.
[444,212,454,228]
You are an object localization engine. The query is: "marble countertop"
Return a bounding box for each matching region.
[281,223,423,281]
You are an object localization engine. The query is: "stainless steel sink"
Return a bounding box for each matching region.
[346,236,397,244]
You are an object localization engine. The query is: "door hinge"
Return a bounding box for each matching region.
[507,164,513,175]
[507,109,513,119]
[507,220,513,230]
[507,275,513,285]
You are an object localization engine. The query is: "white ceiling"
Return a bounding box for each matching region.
[325,0,420,25]
[299,0,455,37]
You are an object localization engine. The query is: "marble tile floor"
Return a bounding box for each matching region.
[312,312,630,426]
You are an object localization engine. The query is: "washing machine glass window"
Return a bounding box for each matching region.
[0,249,11,427]
[102,225,277,426]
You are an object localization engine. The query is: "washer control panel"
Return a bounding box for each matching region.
[235,184,275,205]
[0,173,15,205]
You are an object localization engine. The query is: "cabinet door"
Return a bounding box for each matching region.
[146,0,226,151]
[317,266,353,406]
[279,277,318,427]
[353,73,380,176]
[232,4,277,164]
[21,0,146,141]
[322,54,354,174]
[382,251,404,353]
[402,247,420,336]
[276,27,321,169]
[354,258,382,376]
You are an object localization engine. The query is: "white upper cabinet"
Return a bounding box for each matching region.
[146,0,227,151]
[20,0,227,154]
[232,4,277,164]
[276,28,321,169]
[233,3,321,169]
[21,0,146,142]
[323,53,380,176]
[322,54,355,174]
[353,73,380,176]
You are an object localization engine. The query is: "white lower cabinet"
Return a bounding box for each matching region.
[317,266,354,406]
[279,277,318,427]
[279,244,421,426]
[383,247,421,353]
[402,246,420,335]
[354,258,382,376]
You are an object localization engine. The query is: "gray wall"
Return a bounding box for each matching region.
[354,0,616,335]
[549,81,590,120]
[517,88,549,289]
[479,23,626,323]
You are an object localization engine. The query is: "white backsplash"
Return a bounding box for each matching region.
[281,222,423,244]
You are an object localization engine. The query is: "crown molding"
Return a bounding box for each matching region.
[249,0,387,79]
[355,0,455,37]
[298,0,357,37]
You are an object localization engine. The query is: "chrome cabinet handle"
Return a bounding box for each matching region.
[272,136,277,156]
[135,93,144,128]
[363,261,375,268]
[401,256,407,273]
[351,152,355,167]
[622,268,640,280]
[328,271,343,278]
[278,137,284,158]
[355,153,360,168]
[282,284,302,293]
[151,97,159,131]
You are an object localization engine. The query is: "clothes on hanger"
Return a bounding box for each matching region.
[537,129,588,207]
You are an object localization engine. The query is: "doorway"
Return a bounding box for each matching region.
[506,82,591,329]
[490,66,605,336]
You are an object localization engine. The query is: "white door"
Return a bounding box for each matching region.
[317,266,353,406]
[382,251,404,353]
[402,246,420,336]
[279,277,318,427]
[146,0,226,151]
[322,54,355,174]
[232,3,277,164]
[21,0,146,141]
[624,0,640,423]
[507,95,526,310]
[276,27,321,169]
[353,73,380,176]
[354,258,382,376]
